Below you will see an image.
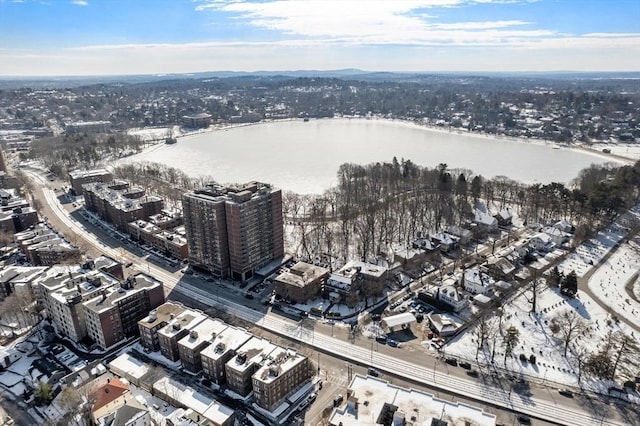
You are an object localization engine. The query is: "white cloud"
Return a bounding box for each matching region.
[72,0,88,5]
[193,0,553,46]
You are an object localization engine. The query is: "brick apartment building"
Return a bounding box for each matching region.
[68,168,113,196]
[83,273,164,349]
[182,182,284,282]
[83,181,164,232]
[252,347,311,412]
[225,337,277,397]
[273,261,329,304]
[138,302,186,351]
[39,269,121,342]
[177,317,228,373]
[157,309,207,361]
[200,325,253,385]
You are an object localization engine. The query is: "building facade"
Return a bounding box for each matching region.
[182,182,284,282]
[68,168,113,196]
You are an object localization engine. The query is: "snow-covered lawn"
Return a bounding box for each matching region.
[557,225,627,278]
[445,286,637,395]
[588,238,640,329]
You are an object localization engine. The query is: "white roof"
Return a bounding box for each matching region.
[108,353,149,380]
[178,317,227,350]
[382,312,416,328]
[329,374,496,426]
[153,377,234,422]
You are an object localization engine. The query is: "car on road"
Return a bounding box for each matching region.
[558,388,574,398]
[375,336,388,344]
[308,392,317,403]
[387,339,400,347]
[206,277,215,282]
[367,368,380,377]
[244,293,254,299]
[517,415,531,425]
[445,358,458,366]
[459,361,471,370]
[333,394,344,407]
[466,369,479,378]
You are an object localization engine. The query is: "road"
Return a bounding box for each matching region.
[23,168,637,426]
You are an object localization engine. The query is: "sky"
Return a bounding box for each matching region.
[1,0,639,76]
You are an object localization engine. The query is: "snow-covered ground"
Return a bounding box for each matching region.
[445,286,637,395]
[587,237,640,329]
[590,143,640,161]
[556,224,627,278]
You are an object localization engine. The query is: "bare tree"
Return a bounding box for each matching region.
[549,309,589,356]
[502,325,520,367]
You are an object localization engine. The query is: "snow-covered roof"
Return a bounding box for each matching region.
[382,312,416,329]
[109,353,149,380]
[153,377,234,423]
[329,374,496,426]
[177,317,227,351]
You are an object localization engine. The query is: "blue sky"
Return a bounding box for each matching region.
[1,0,639,76]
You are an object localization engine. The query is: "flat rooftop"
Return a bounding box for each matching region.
[178,317,228,351]
[200,325,253,361]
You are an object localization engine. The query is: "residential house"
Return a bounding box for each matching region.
[462,267,495,296]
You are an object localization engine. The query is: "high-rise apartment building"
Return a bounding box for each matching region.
[182,182,284,282]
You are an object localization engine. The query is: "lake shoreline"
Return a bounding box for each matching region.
[119,117,629,194]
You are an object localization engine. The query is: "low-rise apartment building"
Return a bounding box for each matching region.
[177,317,228,373]
[252,347,311,412]
[200,325,253,385]
[137,302,186,352]
[68,168,113,196]
[225,337,277,397]
[83,274,164,350]
[83,181,164,232]
[157,309,206,361]
[273,262,329,304]
[40,269,120,342]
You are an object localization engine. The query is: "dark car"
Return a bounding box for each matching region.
[459,362,471,370]
[445,358,458,366]
[367,368,380,377]
[244,293,254,299]
[333,394,344,407]
[371,313,382,322]
[375,336,388,344]
[517,415,531,425]
[558,388,574,398]
[387,339,400,347]
[466,369,479,378]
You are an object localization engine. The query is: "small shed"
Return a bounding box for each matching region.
[382,312,416,331]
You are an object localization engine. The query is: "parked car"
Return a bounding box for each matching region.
[459,362,471,370]
[517,415,531,425]
[375,336,388,345]
[333,394,344,407]
[466,369,479,378]
[367,368,380,377]
[387,339,400,348]
[445,358,458,366]
[558,388,574,398]
[371,314,382,322]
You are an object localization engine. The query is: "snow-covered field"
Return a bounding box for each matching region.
[588,238,640,329]
[556,225,627,278]
[445,286,636,394]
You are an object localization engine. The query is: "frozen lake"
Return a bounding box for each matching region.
[122,118,620,194]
